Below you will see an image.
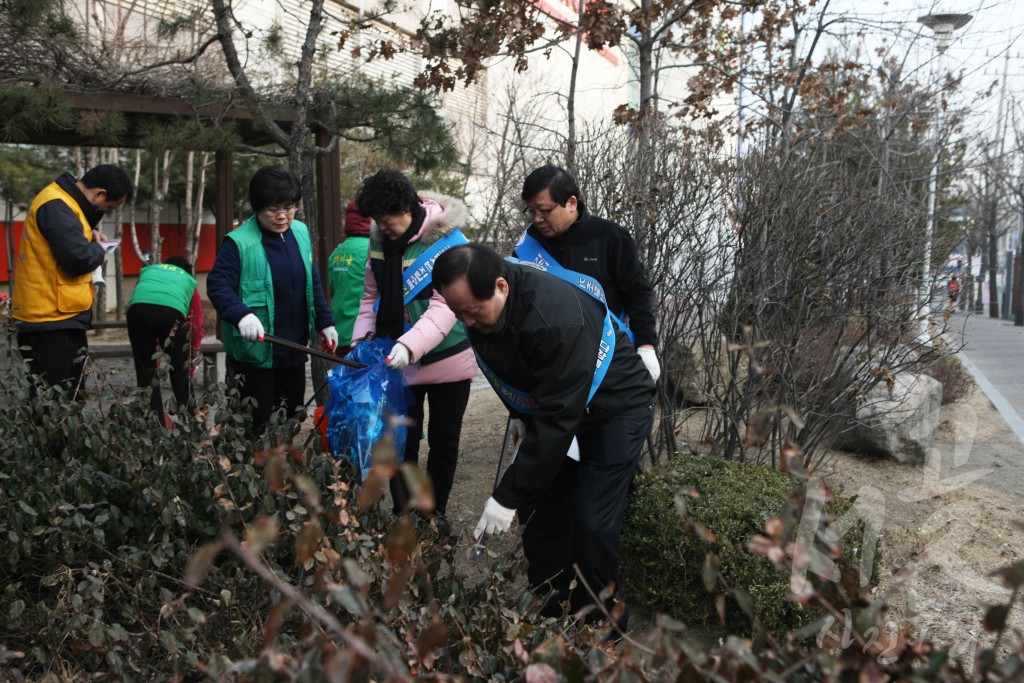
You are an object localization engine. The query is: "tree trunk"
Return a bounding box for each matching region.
[565,0,584,174]
[150,150,173,265]
[184,150,195,260]
[185,151,210,265]
[128,150,148,266]
[987,187,1000,318]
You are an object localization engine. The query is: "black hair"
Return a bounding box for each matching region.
[355,168,421,218]
[164,255,193,275]
[81,164,135,203]
[521,165,581,206]
[248,165,302,213]
[433,243,507,300]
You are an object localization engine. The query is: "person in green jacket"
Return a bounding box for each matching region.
[206,165,337,436]
[327,200,372,345]
[126,255,203,420]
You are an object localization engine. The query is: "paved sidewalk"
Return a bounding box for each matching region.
[954,312,1024,446]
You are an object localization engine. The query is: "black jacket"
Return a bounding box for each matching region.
[516,201,657,347]
[468,263,656,510]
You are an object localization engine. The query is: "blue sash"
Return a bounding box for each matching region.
[401,228,469,304]
[475,258,616,415]
[372,229,469,318]
[514,232,635,343]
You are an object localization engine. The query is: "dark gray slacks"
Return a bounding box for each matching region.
[519,402,653,621]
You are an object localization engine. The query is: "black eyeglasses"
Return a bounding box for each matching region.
[262,205,298,217]
[523,205,560,220]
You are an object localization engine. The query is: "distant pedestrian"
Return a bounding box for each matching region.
[126,255,203,422]
[327,200,372,346]
[12,164,133,393]
[207,165,338,436]
[948,276,960,305]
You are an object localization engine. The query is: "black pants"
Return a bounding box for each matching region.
[126,303,192,416]
[520,402,653,623]
[228,358,306,435]
[17,328,88,394]
[390,379,471,516]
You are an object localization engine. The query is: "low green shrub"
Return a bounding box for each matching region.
[622,452,880,635]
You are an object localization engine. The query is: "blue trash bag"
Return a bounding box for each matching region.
[324,338,411,482]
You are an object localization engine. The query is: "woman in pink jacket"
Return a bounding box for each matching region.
[352,169,476,541]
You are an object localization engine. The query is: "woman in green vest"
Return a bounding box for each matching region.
[126,255,203,420]
[206,166,337,435]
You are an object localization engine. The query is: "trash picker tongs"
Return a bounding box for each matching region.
[260,334,367,452]
[262,333,366,369]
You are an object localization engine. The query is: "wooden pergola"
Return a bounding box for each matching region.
[11,90,345,278]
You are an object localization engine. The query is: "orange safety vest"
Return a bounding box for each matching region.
[11,182,94,323]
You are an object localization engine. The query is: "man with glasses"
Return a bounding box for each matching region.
[12,164,134,393]
[207,165,338,436]
[515,165,660,381]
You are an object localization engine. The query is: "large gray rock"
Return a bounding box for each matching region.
[833,372,943,464]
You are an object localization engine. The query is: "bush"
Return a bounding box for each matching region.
[921,352,976,405]
[4,334,1024,681]
[0,340,568,681]
[621,453,880,635]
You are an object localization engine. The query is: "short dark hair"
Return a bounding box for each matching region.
[522,165,581,206]
[249,165,302,213]
[164,255,193,274]
[81,164,134,203]
[433,243,507,300]
[355,168,421,218]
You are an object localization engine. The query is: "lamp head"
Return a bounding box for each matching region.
[918,13,973,53]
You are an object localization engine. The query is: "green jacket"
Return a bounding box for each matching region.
[128,264,197,316]
[327,236,369,346]
[221,216,316,369]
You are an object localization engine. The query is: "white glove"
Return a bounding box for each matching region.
[320,326,339,353]
[386,342,411,370]
[473,496,516,540]
[238,313,265,343]
[637,346,661,382]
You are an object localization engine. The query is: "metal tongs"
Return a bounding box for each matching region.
[262,333,366,369]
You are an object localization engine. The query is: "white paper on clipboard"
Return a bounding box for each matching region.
[99,239,121,254]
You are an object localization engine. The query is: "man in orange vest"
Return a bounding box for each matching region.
[11,165,133,392]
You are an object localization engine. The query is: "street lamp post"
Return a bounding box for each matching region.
[917,13,971,342]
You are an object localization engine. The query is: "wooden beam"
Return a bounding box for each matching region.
[214,150,234,342]
[315,128,343,281]
[64,92,296,124]
[215,151,235,248]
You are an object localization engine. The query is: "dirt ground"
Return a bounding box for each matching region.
[436,378,1024,662]
[79,327,1024,663]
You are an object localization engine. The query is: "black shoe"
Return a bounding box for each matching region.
[432,512,462,545]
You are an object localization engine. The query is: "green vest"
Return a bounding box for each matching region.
[367,237,468,361]
[327,236,369,345]
[128,264,197,316]
[221,216,316,369]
